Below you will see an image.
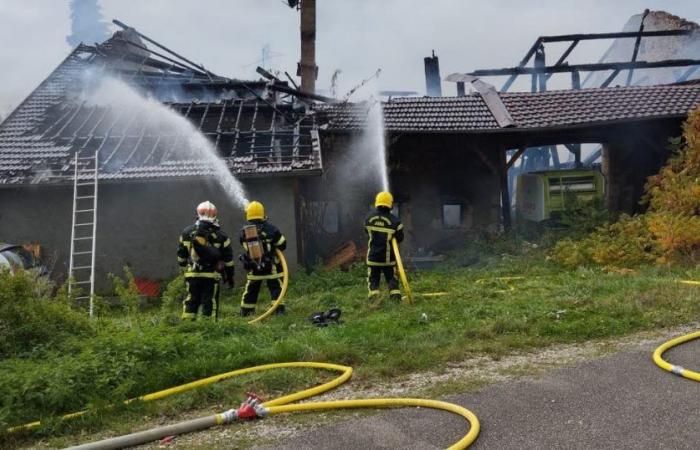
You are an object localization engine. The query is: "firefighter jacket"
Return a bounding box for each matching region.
[239,219,287,280]
[177,220,235,280]
[364,207,404,266]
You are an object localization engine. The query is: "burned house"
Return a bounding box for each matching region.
[0,28,320,286]
[2,14,700,288]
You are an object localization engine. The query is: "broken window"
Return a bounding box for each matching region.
[442,204,462,228]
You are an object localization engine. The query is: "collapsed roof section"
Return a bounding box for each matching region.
[317,82,700,133]
[0,26,321,185]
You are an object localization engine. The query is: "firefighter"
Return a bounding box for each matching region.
[177,201,235,320]
[239,201,288,316]
[365,191,404,301]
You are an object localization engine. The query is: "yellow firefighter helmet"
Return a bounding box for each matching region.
[375,191,393,209]
[246,201,265,221]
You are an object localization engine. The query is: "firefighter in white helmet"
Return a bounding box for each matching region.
[176,201,235,320]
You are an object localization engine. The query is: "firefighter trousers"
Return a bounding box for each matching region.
[241,276,284,311]
[182,277,220,320]
[367,265,400,298]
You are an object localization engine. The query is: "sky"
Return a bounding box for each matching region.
[1,0,700,117]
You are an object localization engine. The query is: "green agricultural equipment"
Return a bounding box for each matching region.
[515,169,604,222]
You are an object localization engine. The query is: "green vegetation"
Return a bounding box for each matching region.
[2,238,700,449]
[553,108,700,268]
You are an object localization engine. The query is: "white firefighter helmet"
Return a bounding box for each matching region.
[196,201,218,222]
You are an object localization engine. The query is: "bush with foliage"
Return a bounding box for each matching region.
[552,107,700,267]
[0,269,93,357]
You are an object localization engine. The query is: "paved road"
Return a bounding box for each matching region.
[259,336,699,449]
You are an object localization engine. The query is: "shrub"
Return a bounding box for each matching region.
[552,107,700,268]
[0,270,93,357]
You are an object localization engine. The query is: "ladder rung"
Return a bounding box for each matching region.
[76,196,95,199]
[74,296,92,300]
[75,223,93,227]
[77,156,96,160]
[76,183,95,186]
[72,281,92,285]
[73,266,92,270]
[75,209,94,213]
[73,236,93,241]
[73,251,92,255]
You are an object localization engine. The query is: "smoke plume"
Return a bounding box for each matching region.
[67,0,111,47]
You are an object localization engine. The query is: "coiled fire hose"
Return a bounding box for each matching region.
[14,362,479,449]
[652,280,700,382]
[247,249,288,324]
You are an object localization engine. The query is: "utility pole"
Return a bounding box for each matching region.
[299,0,317,94]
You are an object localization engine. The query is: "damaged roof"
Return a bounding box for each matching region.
[318,83,700,132]
[0,31,320,185]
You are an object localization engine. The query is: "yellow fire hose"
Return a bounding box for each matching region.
[15,362,479,449]
[652,279,700,382]
[652,330,700,382]
[247,249,289,324]
[392,238,414,304]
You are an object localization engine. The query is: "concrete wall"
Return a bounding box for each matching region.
[0,177,297,291]
[300,133,502,262]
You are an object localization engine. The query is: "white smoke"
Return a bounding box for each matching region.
[67,0,111,47]
[82,75,250,209]
[342,79,390,193]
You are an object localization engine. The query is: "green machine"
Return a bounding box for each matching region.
[515,169,604,222]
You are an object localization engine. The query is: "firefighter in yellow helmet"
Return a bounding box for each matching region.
[239,201,288,316]
[365,191,404,301]
[176,201,235,320]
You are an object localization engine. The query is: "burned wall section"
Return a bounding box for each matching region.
[300,132,502,264]
[0,177,298,291]
[601,119,682,213]
[390,134,502,255]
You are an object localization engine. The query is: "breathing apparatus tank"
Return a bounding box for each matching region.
[243,224,264,269]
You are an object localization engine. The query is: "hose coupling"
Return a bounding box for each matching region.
[671,365,685,376]
[236,392,268,421]
[219,408,238,424]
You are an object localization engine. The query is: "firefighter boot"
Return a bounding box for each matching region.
[240,307,255,317]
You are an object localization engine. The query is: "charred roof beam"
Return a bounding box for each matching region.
[113,19,214,80]
[464,59,700,77]
[538,29,693,43]
[499,27,694,91]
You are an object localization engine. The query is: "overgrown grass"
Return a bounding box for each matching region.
[2,243,700,448]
